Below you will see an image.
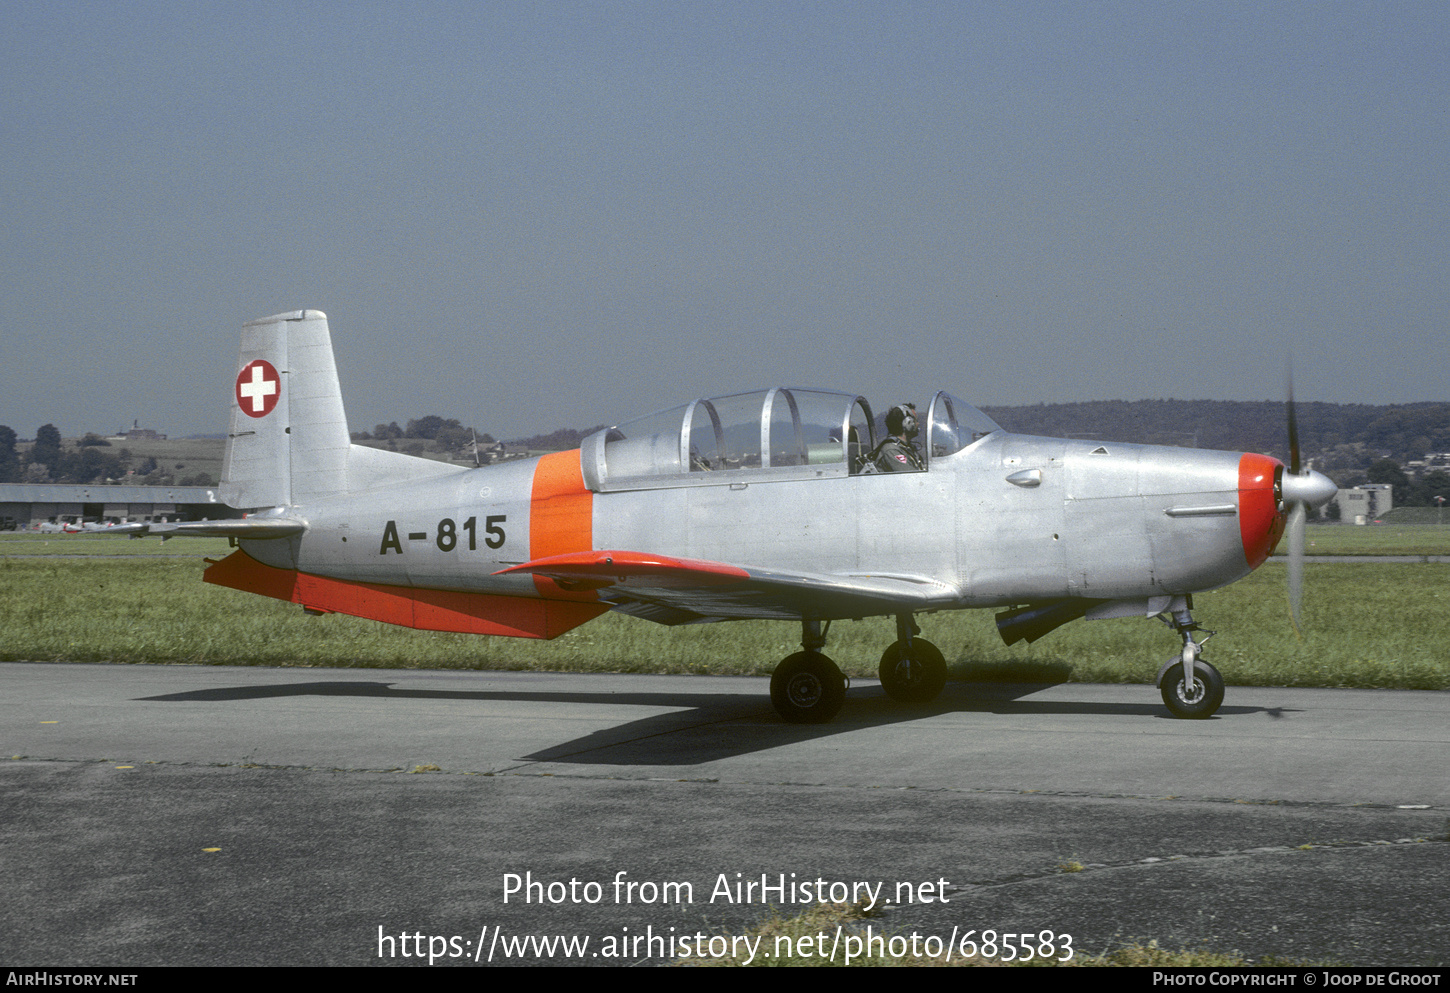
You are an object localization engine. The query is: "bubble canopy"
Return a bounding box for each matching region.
[580,389,1001,492]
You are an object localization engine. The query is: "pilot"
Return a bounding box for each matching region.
[868,404,924,473]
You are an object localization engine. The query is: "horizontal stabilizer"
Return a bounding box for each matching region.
[82,519,307,540]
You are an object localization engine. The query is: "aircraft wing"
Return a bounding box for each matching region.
[87,519,306,540]
[495,550,961,624]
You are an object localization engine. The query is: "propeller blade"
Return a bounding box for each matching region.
[1284,361,1316,638]
[1287,501,1305,639]
[1286,365,1302,476]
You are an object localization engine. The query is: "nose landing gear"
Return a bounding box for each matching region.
[1156,600,1223,719]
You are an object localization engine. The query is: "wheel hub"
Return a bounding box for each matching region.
[1175,676,1206,705]
[787,673,823,708]
[892,659,922,686]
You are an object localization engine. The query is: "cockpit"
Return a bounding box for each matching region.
[579,388,1002,492]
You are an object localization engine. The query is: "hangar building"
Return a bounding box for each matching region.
[0,483,237,529]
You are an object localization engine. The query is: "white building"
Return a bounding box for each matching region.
[1334,483,1393,523]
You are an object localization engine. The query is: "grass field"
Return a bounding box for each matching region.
[1284,517,1450,556]
[2,539,1445,690]
[0,534,234,557]
[684,901,1316,967]
[80,436,226,482]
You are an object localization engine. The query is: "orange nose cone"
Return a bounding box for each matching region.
[1239,453,1285,568]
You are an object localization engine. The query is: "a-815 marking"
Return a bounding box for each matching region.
[379,516,507,555]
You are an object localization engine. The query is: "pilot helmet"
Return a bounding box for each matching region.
[886,404,918,439]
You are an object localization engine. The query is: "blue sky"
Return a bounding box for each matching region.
[2,1,1446,440]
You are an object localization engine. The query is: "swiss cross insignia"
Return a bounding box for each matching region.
[236,360,281,418]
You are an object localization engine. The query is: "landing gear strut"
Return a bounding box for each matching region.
[1156,598,1223,719]
[878,613,947,704]
[770,619,846,724]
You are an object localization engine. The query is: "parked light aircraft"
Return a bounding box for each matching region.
[111,310,1337,723]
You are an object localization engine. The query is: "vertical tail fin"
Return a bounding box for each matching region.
[221,310,349,509]
[220,309,466,511]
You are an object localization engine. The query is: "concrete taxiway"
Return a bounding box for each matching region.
[3,661,1447,966]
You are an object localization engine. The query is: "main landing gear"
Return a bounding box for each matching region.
[770,620,846,724]
[770,614,948,724]
[878,613,947,704]
[1155,598,1223,720]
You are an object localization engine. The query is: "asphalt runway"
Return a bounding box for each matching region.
[3,661,1447,967]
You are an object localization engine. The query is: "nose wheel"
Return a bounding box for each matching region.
[1156,600,1223,719]
[1160,658,1224,718]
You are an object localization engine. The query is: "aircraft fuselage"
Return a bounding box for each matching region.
[238,432,1280,619]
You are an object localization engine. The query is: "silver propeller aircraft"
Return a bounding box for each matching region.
[116,310,1337,724]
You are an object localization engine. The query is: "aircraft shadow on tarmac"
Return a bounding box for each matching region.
[136,680,1294,766]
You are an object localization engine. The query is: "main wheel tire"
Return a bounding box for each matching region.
[878,639,948,704]
[770,651,846,724]
[1160,660,1224,719]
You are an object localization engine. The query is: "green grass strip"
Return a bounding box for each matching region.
[2,554,1445,689]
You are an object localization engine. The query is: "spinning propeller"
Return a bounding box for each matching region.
[1278,372,1339,636]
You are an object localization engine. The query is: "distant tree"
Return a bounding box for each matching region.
[509,425,609,452]
[1314,443,1373,482]
[973,400,1450,468]
[1408,470,1450,508]
[435,425,473,450]
[1367,459,1411,505]
[0,425,17,482]
[405,415,463,441]
[58,446,124,484]
[79,433,111,447]
[31,424,63,470]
